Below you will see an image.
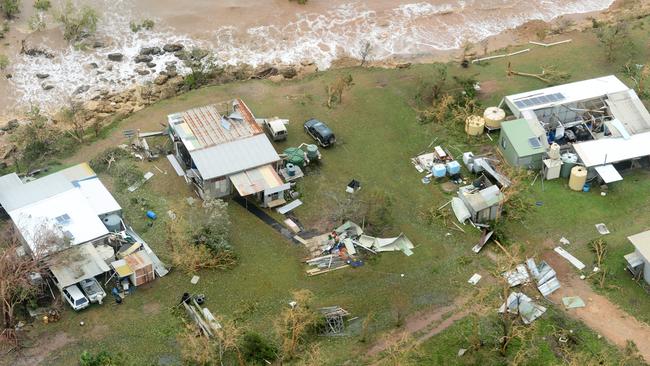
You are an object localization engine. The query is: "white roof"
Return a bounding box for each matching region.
[505,75,629,115]
[190,134,280,180]
[573,131,650,167]
[10,189,109,254]
[629,230,650,262]
[76,178,121,215]
[606,89,650,135]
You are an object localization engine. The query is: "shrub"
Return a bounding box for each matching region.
[129,18,154,33]
[79,350,124,366]
[289,0,308,4]
[241,332,278,365]
[0,54,8,70]
[1,0,20,19]
[112,160,143,191]
[33,0,50,11]
[56,0,99,42]
[28,13,46,31]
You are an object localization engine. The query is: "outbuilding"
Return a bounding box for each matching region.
[497,119,546,169]
[625,230,650,284]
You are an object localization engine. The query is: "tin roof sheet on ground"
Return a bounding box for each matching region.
[48,243,111,288]
[594,164,623,183]
[190,134,280,180]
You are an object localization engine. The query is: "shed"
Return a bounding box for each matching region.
[498,119,546,169]
[626,230,650,284]
[123,251,155,286]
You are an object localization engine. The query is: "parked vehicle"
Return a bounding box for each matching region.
[304,119,336,147]
[62,285,90,311]
[259,118,288,141]
[79,278,107,304]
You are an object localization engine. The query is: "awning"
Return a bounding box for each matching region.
[49,243,111,288]
[229,164,284,196]
[594,164,623,183]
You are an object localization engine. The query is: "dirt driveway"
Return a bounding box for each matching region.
[543,252,650,362]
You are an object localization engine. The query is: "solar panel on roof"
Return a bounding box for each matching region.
[528,137,542,149]
[515,101,526,108]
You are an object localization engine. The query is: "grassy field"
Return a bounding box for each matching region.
[7,15,650,366]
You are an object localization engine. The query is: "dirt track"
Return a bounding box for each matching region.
[543,252,650,362]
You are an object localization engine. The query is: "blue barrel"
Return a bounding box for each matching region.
[582,183,590,192]
[446,161,461,175]
[146,210,157,220]
[432,164,446,178]
[286,163,296,177]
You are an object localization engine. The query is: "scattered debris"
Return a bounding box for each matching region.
[527,258,561,296]
[190,276,200,285]
[319,306,351,336]
[502,264,531,287]
[554,247,586,270]
[451,197,471,224]
[528,39,572,48]
[182,296,221,337]
[468,273,482,285]
[559,237,570,245]
[458,348,467,357]
[306,254,350,276]
[127,171,154,192]
[562,296,586,309]
[284,218,301,234]
[346,179,361,194]
[499,292,546,324]
[595,223,610,235]
[277,199,303,214]
[472,230,494,253]
[472,48,530,64]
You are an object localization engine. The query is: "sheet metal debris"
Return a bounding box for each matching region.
[472,230,494,253]
[562,296,586,309]
[499,292,546,324]
[527,258,561,296]
[277,199,303,214]
[127,172,154,192]
[560,237,570,245]
[468,273,482,285]
[554,247,586,270]
[502,264,530,287]
[595,223,610,235]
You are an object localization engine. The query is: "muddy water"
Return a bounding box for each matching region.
[0,0,615,118]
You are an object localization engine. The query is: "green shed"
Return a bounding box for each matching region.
[498,119,546,170]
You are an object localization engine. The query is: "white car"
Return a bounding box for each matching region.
[62,285,90,311]
[79,278,107,304]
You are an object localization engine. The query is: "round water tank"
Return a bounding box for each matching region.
[560,153,578,178]
[305,144,319,160]
[483,107,505,129]
[569,166,588,191]
[465,116,485,136]
[548,143,561,160]
[286,163,297,176]
[102,214,122,232]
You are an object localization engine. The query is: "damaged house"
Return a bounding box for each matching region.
[0,163,166,310]
[499,75,650,183]
[167,99,289,207]
[455,175,505,224]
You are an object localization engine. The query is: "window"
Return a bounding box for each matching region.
[55,213,71,225]
[501,137,507,149]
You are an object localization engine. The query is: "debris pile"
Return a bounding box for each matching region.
[319,306,351,336]
[499,292,547,325]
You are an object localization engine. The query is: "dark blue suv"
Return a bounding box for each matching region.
[304,118,336,147]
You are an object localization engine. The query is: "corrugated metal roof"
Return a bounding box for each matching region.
[0,173,73,212]
[229,164,284,196]
[191,134,280,180]
[573,130,650,167]
[48,243,110,288]
[501,119,545,158]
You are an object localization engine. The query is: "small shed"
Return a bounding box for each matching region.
[498,119,546,170]
[111,251,155,286]
[457,183,505,223]
[625,230,650,284]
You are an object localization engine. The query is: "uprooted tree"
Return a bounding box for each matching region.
[275,289,320,361]
[326,74,353,108]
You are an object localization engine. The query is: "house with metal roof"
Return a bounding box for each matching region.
[500,75,650,182]
[167,99,289,207]
[0,164,167,306]
[497,118,546,169]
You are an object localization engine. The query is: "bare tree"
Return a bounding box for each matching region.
[275,289,319,361]
[359,41,373,67]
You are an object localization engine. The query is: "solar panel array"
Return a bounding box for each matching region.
[528,137,542,149]
[514,93,565,109]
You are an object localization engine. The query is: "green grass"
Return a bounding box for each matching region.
[10,15,650,365]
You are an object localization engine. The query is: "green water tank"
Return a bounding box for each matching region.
[305,144,319,160]
[284,147,305,167]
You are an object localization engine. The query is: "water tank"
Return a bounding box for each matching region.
[548,143,561,160]
[283,147,305,167]
[102,214,122,232]
[446,161,461,175]
[569,166,588,191]
[465,115,485,136]
[560,153,578,178]
[483,107,505,129]
[286,163,297,177]
[432,164,447,178]
[305,144,319,160]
